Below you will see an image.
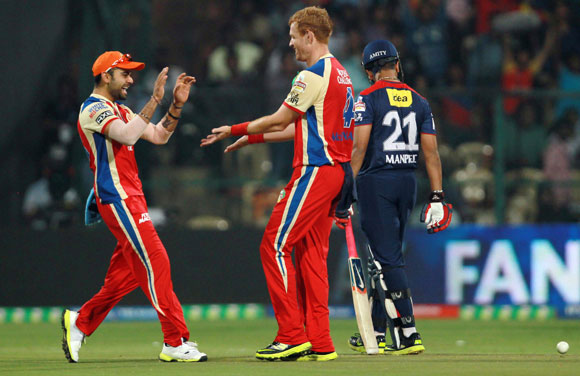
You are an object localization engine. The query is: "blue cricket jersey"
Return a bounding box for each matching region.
[354,80,436,176]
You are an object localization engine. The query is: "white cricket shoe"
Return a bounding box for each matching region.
[61,310,86,363]
[159,341,208,362]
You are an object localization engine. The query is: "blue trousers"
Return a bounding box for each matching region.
[356,169,416,268]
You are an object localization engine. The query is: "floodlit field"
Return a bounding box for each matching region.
[1,318,579,375]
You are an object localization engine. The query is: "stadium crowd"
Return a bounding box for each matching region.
[26,0,580,228]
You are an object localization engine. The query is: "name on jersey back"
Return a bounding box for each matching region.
[386,153,417,164]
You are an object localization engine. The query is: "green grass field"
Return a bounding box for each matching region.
[1,318,579,375]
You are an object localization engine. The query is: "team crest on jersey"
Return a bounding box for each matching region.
[386,89,412,107]
[337,69,352,85]
[354,98,366,112]
[277,189,286,203]
[292,80,307,93]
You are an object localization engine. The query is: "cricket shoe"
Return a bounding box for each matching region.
[385,332,425,355]
[255,341,312,361]
[296,350,338,361]
[348,333,386,354]
[61,309,85,363]
[159,342,208,362]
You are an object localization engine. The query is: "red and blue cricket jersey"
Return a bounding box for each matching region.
[283,54,354,167]
[354,80,436,175]
[75,93,190,347]
[77,94,143,203]
[261,54,355,352]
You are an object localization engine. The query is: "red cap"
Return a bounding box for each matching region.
[92,51,145,76]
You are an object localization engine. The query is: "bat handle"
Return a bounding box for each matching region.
[345,218,359,259]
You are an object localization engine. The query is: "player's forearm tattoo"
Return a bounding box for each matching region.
[161,116,177,132]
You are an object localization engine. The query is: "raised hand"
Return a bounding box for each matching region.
[152,67,169,103]
[173,73,196,106]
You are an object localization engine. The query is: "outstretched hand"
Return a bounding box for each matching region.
[200,125,232,147]
[173,73,196,106]
[224,136,249,153]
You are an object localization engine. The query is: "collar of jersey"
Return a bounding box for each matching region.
[90,93,119,106]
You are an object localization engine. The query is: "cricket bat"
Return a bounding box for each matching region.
[345,218,379,355]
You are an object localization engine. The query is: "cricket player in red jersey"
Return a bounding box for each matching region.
[61,51,207,363]
[201,6,354,362]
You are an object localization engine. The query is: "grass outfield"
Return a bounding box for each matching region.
[1,318,579,375]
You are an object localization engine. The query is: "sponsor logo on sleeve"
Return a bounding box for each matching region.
[288,92,299,105]
[95,110,114,125]
[337,69,352,85]
[386,89,412,107]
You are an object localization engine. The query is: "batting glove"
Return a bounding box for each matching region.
[420,190,453,234]
[334,205,354,230]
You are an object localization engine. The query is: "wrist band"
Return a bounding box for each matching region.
[172,102,183,109]
[151,96,161,105]
[429,190,444,202]
[139,112,151,121]
[231,122,250,136]
[248,134,265,144]
[167,111,180,120]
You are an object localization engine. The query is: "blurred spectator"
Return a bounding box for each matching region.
[501,28,557,115]
[440,63,474,146]
[207,26,263,85]
[541,116,577,220]
[466,30,503,88]
[23,143,80,229]
[555,51,580,118]
[504,101,547,170]
[339,30,368,95]
[401,0,448,86]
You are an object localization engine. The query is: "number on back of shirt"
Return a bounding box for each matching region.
[382,110,418,151]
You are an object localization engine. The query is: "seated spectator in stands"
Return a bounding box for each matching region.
[504,101,547,170]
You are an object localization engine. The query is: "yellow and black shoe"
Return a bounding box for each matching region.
[255,341,312,361]
[385,332,425,355]
[296,350,338,361]
[348,333,386,354]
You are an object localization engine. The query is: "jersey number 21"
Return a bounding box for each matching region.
[382,110,418,151]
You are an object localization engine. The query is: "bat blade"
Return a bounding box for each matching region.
[346,219,379,355]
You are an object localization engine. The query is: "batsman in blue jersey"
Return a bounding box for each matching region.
[346,40,452,355]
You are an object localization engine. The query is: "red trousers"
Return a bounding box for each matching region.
[75,195,189,347]
[260,164,343,352]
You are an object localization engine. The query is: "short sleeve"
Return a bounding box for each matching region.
[421,101,436,135]
[354,95,373,126]
[79,102,120,134]
[283,70,323,114]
